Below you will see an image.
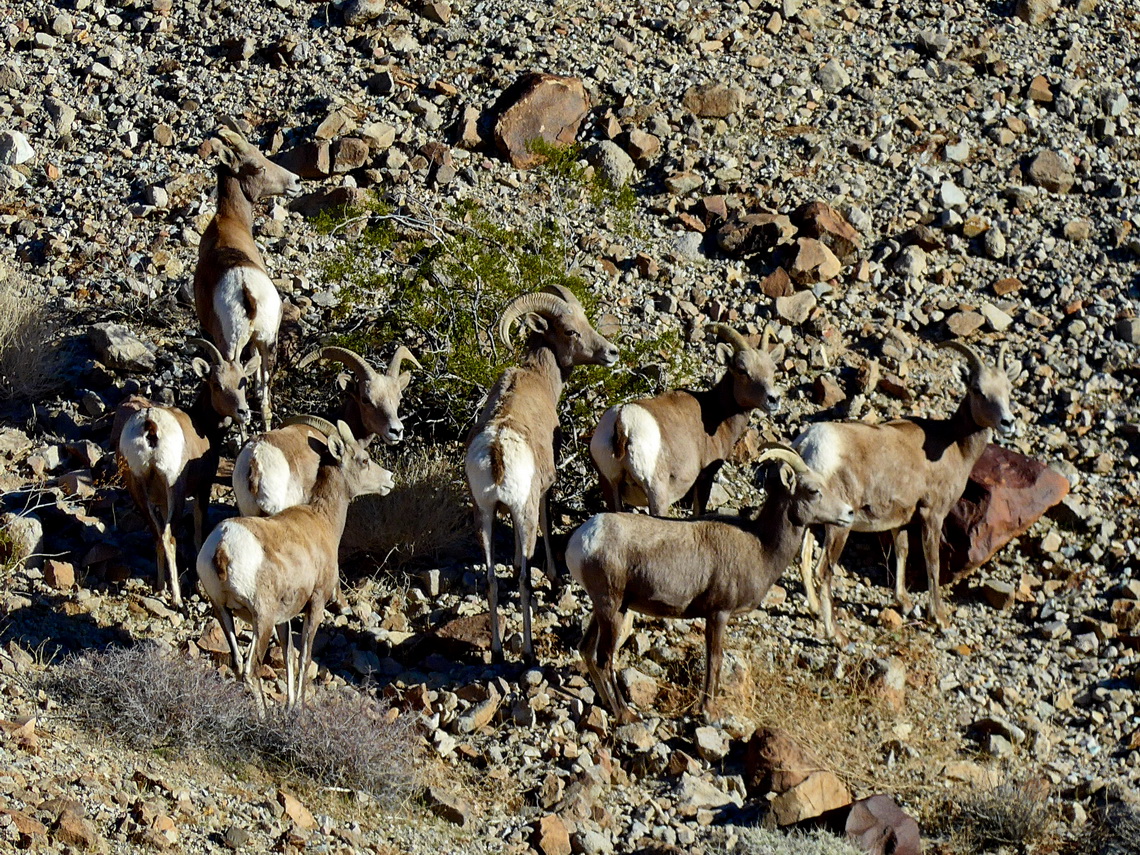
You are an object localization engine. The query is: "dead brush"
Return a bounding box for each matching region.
[0,261,62,401]
[931,779,1054,853]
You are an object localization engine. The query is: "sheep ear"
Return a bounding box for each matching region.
[769,344,786,363]
[190,357,210,378]
[524,313,549,334]
[335,372,351,391]
[214,141,239,170]
[243,351,262,375]
[398,371,412,391]
[1005,361,1022,383]
[326,432,346,461]
[779,464,796,492]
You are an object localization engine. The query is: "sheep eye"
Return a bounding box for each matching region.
[568,329,581,339]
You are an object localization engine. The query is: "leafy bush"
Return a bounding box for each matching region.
[44,643,420,805]
[0,261,62,401]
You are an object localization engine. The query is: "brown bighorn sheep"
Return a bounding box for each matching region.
[568,446,854,722]
[232,416,395,517]
[590,323,782,516]
[297,344,422,446]
[116,339,251,609]
[193,127,302,431]
[465,285,620,662]
[794,341,1021,640]
[196,418,390,710]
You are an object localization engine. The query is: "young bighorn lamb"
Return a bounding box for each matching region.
[194,127,302,431]
[465,285,620,662]
[297,344,421,446]
[568,446,854,722]
[794,341,1021,640]
[197,418,390,710]
[590,323,782,516]
[232,416,395,517]
[117,339,251,609]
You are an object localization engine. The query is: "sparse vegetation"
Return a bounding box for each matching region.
[44,643,420,806]
[932,779,1053,853]
[0,261,62,401]
[1087,795,1140,855]
[720,826,863,855]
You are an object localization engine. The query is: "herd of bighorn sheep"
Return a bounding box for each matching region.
[113,129,1025,718]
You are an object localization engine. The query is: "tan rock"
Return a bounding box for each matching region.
[1027,75,1053,103]
[789,237,842,283]
[745,728,821,796]
[534,814,571,855]
[493,73,590,169]
[44,559,75,590]
[331,137,370,173]
[682,82,746,118]
[277,790,316,830]
[770,771,852,825]
[775,290,817,325]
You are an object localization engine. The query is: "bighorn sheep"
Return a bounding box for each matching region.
[116,339,251,609]
[590,323,782,516]
[794,341,1021,640]
[465,285,620,662]
[232,416,395,517]
[297,344,422,446]
[197,418,390,710]
[193,127,302,431]
[567,446,855,722]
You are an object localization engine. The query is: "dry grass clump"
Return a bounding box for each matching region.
[717,826,862,855]
[0,261,62,401]
[44,643,420,805]
[930,779,1052,853]
[341,445,472,569]
[1086,795,1140,855]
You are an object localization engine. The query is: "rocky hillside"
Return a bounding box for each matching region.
[1,0,1139,852]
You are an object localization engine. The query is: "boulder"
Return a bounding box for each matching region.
[770,771,852,825]
[587,140,635,187]
[276,141,331,179]
[788,237,842,283]
[845,795,922,855]
[682,82,746,117]
[493,73,590,169]
[1026,150,1074,194]
[88,323,155,372]
[790,201,862,263]
[934,445,1071,584]
[745,728,822,796]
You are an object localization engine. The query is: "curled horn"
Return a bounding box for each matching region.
[938,340,985,376]
[387,345,422,377]
[708,323,752,355]
[188,337,225,366]
[215,127,251,152]
[335,419,357,444]
[755,442,809,474]
[761,325,774,352]
[997,341,1008,371]
[298,346,378,381]
[542,284,583,310]
[283,414,338,436]
[497,292,571,345]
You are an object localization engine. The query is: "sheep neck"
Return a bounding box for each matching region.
[695,370,751,437]
[519,342,567,400]
[187,383,233,445]
[747,489,803,583]
[946,396,993,459]
[214,170,255,236]
[307,463,351,534]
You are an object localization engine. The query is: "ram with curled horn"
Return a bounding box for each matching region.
[465,285,620,663]
[114,338,255,610]
[590,322,784,517]
[794,339,1022,641]
[298,343,422,447]
[567,442,854,722]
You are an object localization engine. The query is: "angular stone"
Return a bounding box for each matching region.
[425,786,471,826]
[0,512,42,570]
[1063,220,1091,241]
[937,445,1071,584]
[343,0,386,27]
[815,58,850,93]
[277,790,316,830]
[0,130,34,165]
[1015,0,1059,25]
[937,181,967,210]
[618,668,657,709]
[993,277,1023,296]
[716,211,794,257]
[1026,150,1074,194]
[275,141,330,179]
[88,323,155,371]
[812,374,845,408]
[674,774,736,817]
[493,73,590,169]
[745,728,819,796]
[775,290,817,325]
[893,245,927,280]
[420,0,451,24]
[982,579,1016,610]
[980,303,1013,332]
[331,137,370,173]
[315,110,355,140]
[1027,75,1053,103]
[534,814,571,855]
[682,82,746,118]
[289,186,369,217]
[44,559,75,589]
[53,805,101,850]
[665,171,703,195]
[622,129,661,163]
[788,237,842,284]
[771,771,852,826]
[759,267,793,298]
[845,795,922,855]
[587,140,634,187]
[790,201,862,263]
[947,311,985,337]
[694,726,730,762]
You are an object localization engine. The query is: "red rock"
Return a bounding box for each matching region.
[44,559,75,590]
[759,267,793,298]
[845,795,922,855]
[937,445,1071,583]
[1,809,47,848]
[791,200,862,263]
[493,73,590,169]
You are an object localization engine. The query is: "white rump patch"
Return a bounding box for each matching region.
[566,514,606,587]
[213,520,264,609]
[619,404,661,487]
[793,423,842,480]
[236,439,305,516]
[118,408,185,485]
[212,266,282,356]
[466,426,534,514]
[589,407,622,480]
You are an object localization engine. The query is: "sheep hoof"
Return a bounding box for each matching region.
[895,592,915,614]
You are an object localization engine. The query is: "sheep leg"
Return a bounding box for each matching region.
[891,526,914,614]
[819,526,850,644]
[800,527,821,615]
[701,611,729,720]
[539,493,558,586]
[296,597,324,710]
[256,341,274,429]
[475,505,502,663]
[516,503,538,664]
[579,614,606,704]
[245,615,275,716]
[692,462,724,517]
[212,602,244,676]
[599,474,622,512]
[156,506,183,610]
[919,508,950,629]
[595,607,635,724]
[277,620,295,710]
